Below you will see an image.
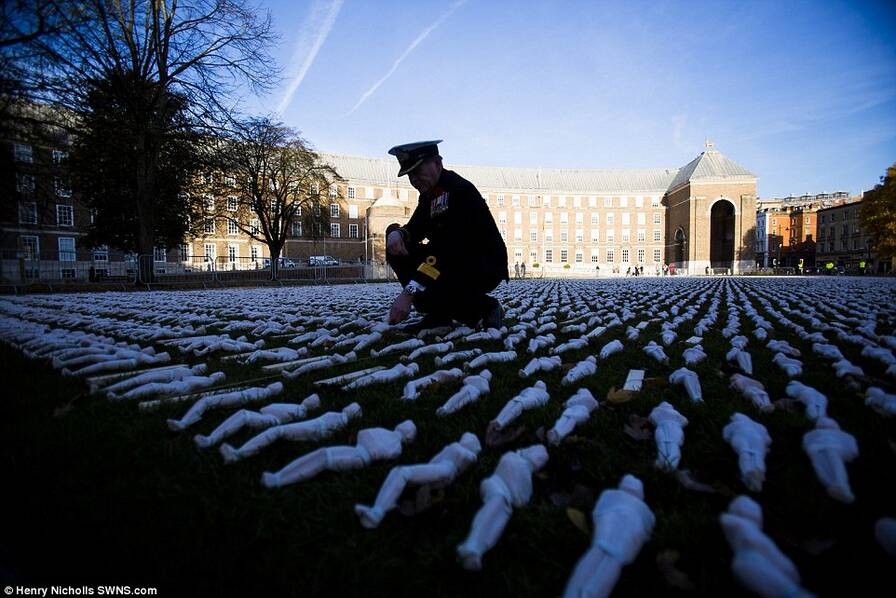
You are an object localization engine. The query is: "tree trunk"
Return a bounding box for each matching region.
[268,241,284,281]
[134,129,158,285]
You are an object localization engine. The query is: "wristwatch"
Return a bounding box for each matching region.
[403,282,425,296]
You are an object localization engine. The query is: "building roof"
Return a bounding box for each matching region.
[320,141,755,196]
[666,143,756,193]
[320,153,679,194]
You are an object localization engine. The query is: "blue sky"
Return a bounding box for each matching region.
[246,0,896,198]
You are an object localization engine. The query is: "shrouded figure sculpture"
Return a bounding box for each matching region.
[802,417,859,503]
[194,393,321,448]
[457,444,549,570]
[720,495,813,598]
[219,402,362,463]
[547,389,599,446]
[436,370,492,416]
[355,432,482,529]
[562,474,655,598]
[489,380,550,431]
[648,402,688,470]
[261,420,417,488]
[669,367,702,402]
[167,381,283,431]
[722,413,772,492]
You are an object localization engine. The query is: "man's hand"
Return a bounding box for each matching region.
[388,291,414,324]
[387,230,408,256]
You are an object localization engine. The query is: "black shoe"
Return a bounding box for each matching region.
[480,300,504,330]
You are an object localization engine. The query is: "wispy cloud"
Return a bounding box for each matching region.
[346,0,468,116]
[276,0,345,114]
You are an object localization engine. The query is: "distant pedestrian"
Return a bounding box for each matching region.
[520,262,526,278]
[514,262,520,279]
[595,264,600,278]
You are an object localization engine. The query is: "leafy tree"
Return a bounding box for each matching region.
[213,116,337,279]
[16,0,279,282]
[859,162,896,260]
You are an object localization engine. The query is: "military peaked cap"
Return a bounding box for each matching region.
[388,140,442,176]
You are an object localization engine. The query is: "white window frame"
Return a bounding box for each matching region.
[58,237,76,262]
[56,204,74,227]
[606,249,615,263]
[154,247,167,263]
[227,196,238,211]
[654,248,661,263]
[93,245,108,262]
[349,223,359,238]
[347,186,355,199]
[330,223,340,237]
[14,143,32,163]
[622,249,630,263]
[348,204,359,219]
[330,203,340,218]
[560,249,569,263]
[292,221,302,237]
[227,244,238,263]
[16,173,35,193]
[227,219,239,235]
[21,235,39,260]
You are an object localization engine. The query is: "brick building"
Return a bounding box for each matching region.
[3,133,761,281]
[816,200,891,273]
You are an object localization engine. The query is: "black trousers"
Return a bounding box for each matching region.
[386,233,500,327]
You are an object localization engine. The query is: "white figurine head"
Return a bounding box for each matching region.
[816,416,840,430]
[619,474,644,499]
[534,380,547,390]
[342,402,362,419]
[459,432,482,455]
[478,369,493,381]
[519,444,549,471]
[395,420,417,442]
[303,394,322,410]
[728,495,762,527]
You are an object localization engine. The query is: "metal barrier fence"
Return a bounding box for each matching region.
[1,258,138,284]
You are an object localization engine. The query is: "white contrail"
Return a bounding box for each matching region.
[276,0,345,114]
[346,0,468,116]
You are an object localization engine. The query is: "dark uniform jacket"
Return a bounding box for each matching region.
[396,169,508,292]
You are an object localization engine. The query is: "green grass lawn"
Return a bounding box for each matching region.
[2,278,895,597]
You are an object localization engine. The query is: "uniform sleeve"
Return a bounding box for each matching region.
[398,199,430,245]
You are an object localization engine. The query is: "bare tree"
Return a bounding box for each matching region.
[16,0,279,282]
[214,116,338,280]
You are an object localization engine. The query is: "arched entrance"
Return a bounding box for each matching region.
[673,228,686,264]
[710,200,735,269]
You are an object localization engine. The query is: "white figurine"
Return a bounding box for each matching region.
[467,350,517,370]
[547,389,599,445]
[785,381,827,422]
[167,382,283,431]
[490,380,550,431]
[342,362,420,390]
[370,338,425,358]
[865,387,896,416]
[643,340,669,364]
[832,359,863,379]
[682,345,707,366]
[401,368,464,400]
[772,353,803,377]
[720,496,812,598]
[527,334,557,354]
[802,417,859,503]
[730,374,773,412]
[194,393,321,448]
[562,356,598,386]
[435,348,483,367]
[282,351,357,379]
[669,367,702,402]
[767,339,801,357]
[722,413,772,492]
[105,364,207,399]
[457,445,550,570]
[726,348,754,375]
[599,340,624,360]
[355,432,482,529]
[108,371,225,401]
[436,370,493,416]
[519,355,563,378]
[219,402,362,463]
[649,402,688,470]
[553,337,589,354]
[812,343,843,361]
[562,475,655,598]
[405,341,453,362]
[261,420,417,488]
